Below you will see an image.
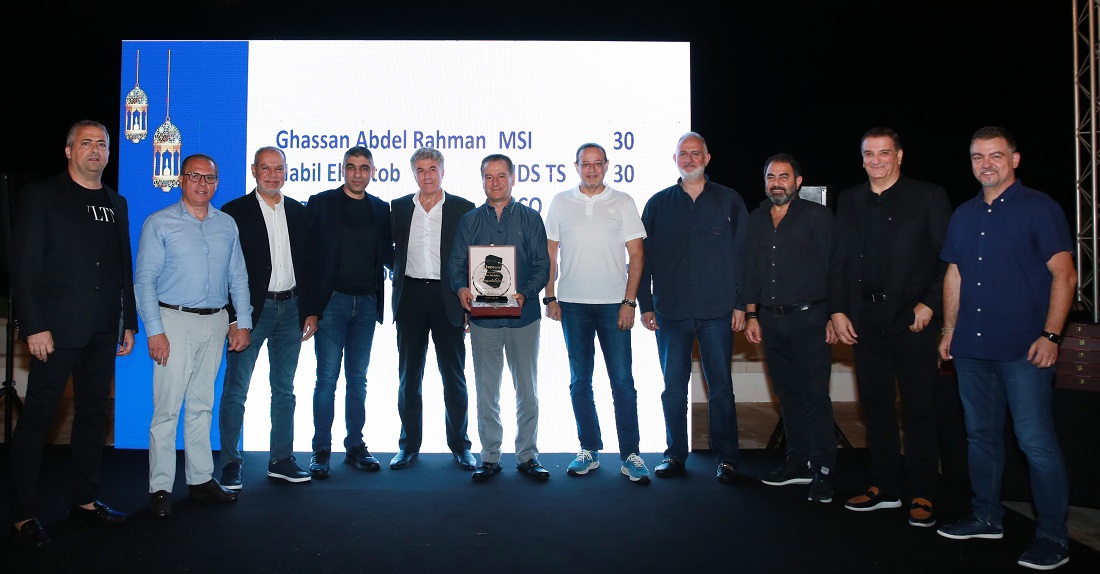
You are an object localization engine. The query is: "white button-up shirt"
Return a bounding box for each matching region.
[256,191,296,291]
[406,191,445,280]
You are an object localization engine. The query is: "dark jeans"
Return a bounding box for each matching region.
[954,357,1068,544]
[395,278,470,454]
[759,305,836,470]
[852,303,939,500]
[654,311,739,464]
[220,296,302,465]
[10,331,118,521]
[313,292,377,452]
[560,302,641,459]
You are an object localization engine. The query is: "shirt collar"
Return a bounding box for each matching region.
[571,184,610,202]
[977,179,1024,205]
[253,188,283,209]
[173,199,220,221]
[414,190,446,208]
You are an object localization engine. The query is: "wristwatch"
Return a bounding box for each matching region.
[621,299,637,308]
[1040,331,1063,344]
[542,296,557,305]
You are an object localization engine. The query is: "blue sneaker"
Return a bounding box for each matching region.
[621,453,651,483]
[936,515,1004,540]
[1017,537,1069,570]
[567,449,599,475]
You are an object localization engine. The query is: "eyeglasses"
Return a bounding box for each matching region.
[183,172,218,184]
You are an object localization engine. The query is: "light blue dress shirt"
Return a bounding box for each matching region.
[134,200,253,336]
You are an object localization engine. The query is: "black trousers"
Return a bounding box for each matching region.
[853,303,940,500]
[10,331,118,521]
[395,279,471,453]
[759,305,836,470]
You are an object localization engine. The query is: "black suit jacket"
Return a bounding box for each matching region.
[12,172,138,347]
[306,187,393,324]
[828,174,952,335]
[390,192,475,328]
[221,190,320,329]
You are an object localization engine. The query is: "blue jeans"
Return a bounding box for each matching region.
[953,357,1068,544]
[560,302,640,459]
[654,311,738,464]
[220,296,302,465]
[313,292,378,452]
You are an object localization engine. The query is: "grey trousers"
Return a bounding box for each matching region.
[149,308,228,492]
[469,320,540,464]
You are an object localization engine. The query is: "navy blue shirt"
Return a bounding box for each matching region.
[941,181,1074,360]
[447,199,550,328]
[638,177,749,320]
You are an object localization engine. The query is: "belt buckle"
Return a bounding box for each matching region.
[872,293,886,303]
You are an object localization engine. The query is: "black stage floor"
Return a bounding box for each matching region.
[3,446,1098,573]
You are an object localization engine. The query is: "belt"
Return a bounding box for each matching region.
[762,300,822,315]
[862,292,887,303]
[159,302,222,315]
[267,288,297,301]
[406,276,440,283]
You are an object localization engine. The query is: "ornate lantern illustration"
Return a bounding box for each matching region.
[152,49,181,192]
[123,50,148,143]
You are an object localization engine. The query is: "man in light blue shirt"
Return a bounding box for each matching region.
[134,153,252,518]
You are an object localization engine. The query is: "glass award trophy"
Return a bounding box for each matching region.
[468,245,521,317]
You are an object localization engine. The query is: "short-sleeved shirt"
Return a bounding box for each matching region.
[940,181,1074,360]
[544,185,646,304]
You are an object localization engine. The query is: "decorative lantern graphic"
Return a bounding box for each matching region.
[123,50,148,143]
[152,50,181,192]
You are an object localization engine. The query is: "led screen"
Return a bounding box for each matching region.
[117,40,691,455]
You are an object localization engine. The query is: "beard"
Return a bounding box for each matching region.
[678,165,705,180]
[768,186,796,206]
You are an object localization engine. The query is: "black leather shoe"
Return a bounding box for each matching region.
[472,461,502,482]
[654,457,685,478]
[345,445,381,471]
[716,461,738,484]
[516,459,551,481]
[149,490,172,518]
[309,450,331,479]
[11,519,50,551]
[389,450,419,470]
[68,501,129,525]
[188,479,239,503]
[453,450,477,470]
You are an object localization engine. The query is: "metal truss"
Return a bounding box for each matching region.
[1075,0,1099,321]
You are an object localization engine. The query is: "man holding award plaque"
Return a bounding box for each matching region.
[447,154,551,483]
[543,143,650,483]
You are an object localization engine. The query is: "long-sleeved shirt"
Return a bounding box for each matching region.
[447,199,549,328]
[134,200,252,336]
[743,196,834,308]
[638,177,748,320]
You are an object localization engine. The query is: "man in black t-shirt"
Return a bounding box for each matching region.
[305,146,394,478]
[9,120,139,550]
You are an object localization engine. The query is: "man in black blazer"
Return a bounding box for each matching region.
[389,148,476,470]
[218,147,321,489]
[9,120,138,550]
[829,127,951,527]
[305,146,393,478]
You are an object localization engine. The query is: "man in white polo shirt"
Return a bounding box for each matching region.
[544,142,649,483]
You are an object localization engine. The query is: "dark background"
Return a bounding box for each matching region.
[0,1,1074,212]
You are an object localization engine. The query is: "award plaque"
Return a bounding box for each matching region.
[468,245,521,317]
